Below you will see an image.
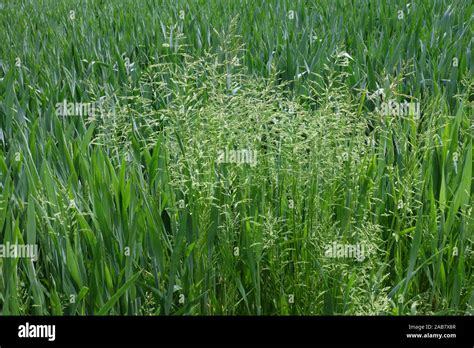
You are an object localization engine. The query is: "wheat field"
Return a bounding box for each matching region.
[0,0,472,315]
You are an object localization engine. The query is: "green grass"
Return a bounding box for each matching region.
[0,0,472,315]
